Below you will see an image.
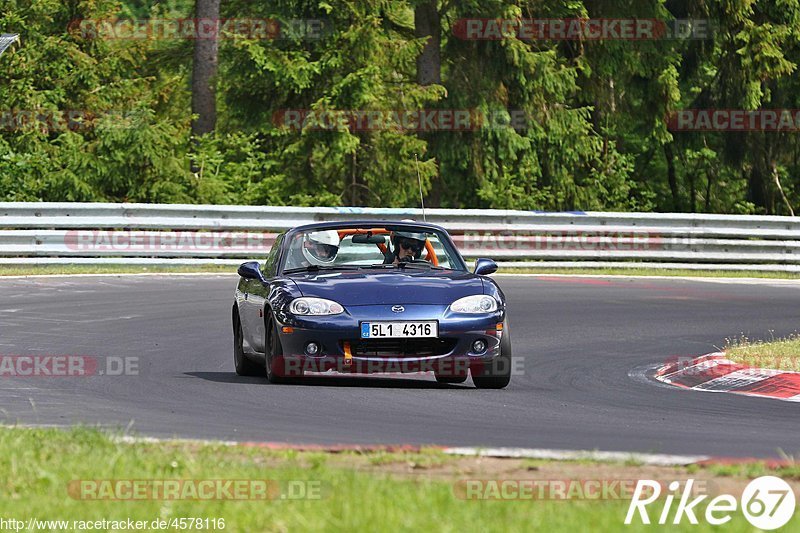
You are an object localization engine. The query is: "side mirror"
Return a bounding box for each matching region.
[473,258,498,276]
[237,261,264,281]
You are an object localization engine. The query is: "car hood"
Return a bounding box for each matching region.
[288,269,484,306]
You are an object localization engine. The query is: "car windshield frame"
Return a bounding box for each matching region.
[277,223,468,274]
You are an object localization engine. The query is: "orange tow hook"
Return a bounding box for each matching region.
[343,342,353,367]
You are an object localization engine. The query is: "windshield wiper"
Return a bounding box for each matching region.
[358,264,402,269]
[359,263,448,270]
[283,265,361,274]
[401,263,448,270]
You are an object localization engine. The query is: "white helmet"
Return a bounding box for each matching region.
[302,230,340,265]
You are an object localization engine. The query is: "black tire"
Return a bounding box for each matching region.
[265,310,302,383]
[233,305,263,377]
[471,322,512,389]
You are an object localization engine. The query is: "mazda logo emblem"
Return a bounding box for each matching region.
[391,305,405,313]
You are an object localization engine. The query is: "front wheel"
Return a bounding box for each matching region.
[471,322,512,389]
[265,310,302,384]
[233,306,263,377]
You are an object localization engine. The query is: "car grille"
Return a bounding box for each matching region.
[345,338,457,357]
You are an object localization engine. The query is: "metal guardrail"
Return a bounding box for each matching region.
[1,202,799,271]
[0,34,20,57]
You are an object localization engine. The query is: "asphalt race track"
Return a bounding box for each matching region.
[1,274,798,458]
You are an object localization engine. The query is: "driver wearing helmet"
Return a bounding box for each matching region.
[299,230,341,267]
[384,230,428,265]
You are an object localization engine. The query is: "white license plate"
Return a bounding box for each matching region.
[360,321,438,339]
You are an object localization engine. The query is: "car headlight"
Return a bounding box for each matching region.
[450,295,499,314]
[289,297,344,316]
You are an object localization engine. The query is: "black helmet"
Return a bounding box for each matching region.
[392,230,427,259]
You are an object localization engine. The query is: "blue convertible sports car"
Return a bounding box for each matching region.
[232,220,511,388]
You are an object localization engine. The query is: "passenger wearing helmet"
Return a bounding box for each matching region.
[301,230,341,266]
[384,230,428,265]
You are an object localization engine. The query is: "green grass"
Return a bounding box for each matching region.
[725,335,800,371]
[0,426,791,532]
[363,448,455,468]
[687,461,800,479]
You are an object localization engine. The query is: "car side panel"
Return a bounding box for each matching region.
[244,278,301,353]
[480,277,506,309]
[246,279,268,352]
[236,278,259,352]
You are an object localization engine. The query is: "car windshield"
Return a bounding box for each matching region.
[281,226,465,272]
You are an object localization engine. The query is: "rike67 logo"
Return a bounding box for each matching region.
[625,477,796,529]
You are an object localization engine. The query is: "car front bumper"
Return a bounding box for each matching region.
[274,304,505,375]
